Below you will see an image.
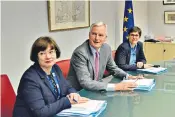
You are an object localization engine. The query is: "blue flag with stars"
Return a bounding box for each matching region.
[123,0,134,42]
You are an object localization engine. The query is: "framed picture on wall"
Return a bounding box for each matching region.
[47,0,90,31]
[163,0,175,5]
[164,11,175,24]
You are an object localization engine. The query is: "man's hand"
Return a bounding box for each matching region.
[128,75,144,79]
[115,82,137,91]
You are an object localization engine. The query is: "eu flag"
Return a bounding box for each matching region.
[123,0,134,42]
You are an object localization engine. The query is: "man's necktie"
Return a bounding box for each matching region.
[48,74,58,96]
[95,52,99,81]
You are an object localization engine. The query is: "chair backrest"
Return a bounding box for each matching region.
[1,74,16,117]
[56,59,70,79]
[112,50,116,59]
[103,50,117,77]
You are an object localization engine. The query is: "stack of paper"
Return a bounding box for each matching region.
[137,67,167,74]
[122,79,156,91]
[57,100,107,117]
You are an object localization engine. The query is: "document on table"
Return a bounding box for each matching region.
[57,100,107,117]
[137,67,167,74]
[122,79,156,91]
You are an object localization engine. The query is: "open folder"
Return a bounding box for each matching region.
[137,67,167,74]
[57,100,107,117]
[122,79,156,91]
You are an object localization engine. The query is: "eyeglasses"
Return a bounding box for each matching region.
[130,34,139,37]
[38,50,56,57]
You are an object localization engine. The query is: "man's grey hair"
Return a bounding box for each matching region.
[89,21,108,36]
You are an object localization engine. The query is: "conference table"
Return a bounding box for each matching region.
[79,60,175,117]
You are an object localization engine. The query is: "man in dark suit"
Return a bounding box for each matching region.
[114,26,152,71]
[67,22,142,92]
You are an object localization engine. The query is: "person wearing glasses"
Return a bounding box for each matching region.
[114,26,152,71]
[13,36,88,117]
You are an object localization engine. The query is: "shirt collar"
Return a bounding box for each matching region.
[89,45,100,55]
[129,43,137,49]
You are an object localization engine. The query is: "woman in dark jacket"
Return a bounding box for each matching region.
[13,36,88,117]
[114,26,152,71]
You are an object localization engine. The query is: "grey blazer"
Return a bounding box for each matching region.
[67,40,127,91]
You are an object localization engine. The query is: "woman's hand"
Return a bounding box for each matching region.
[77,97,89,103]
[137,62,144,68]
[143,64,153,68]
[68,93,80,102]
[67,93,89,104]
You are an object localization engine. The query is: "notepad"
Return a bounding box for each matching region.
[57,100,107,117]
[122,79,156,91]
[137,67,167,74]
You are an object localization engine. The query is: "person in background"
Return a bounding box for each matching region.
[13,36,88,117]
[67,22,143,92]
[114,26,153,71]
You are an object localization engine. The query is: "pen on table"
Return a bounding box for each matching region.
[73,98,78,103]
[68,95,78,103]
[134,78,139,83]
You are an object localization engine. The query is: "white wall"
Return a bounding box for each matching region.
[1,1,148,93]
[148,1,175,36]
[133,1,148,41]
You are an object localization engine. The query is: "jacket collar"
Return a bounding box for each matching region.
[33,63,58,98]
[33,62,47,79]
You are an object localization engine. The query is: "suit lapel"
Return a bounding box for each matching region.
[85,41,96,79]
[127,42,131,64]
[34,63,57,98]
[43,78,57,97]
[89,54,95,72]
[136,44,140,60]
[99,45,105,79]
